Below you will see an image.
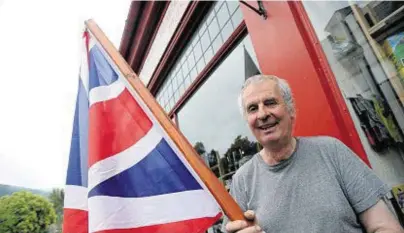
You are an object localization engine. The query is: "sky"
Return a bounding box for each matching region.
[0,0,131,190]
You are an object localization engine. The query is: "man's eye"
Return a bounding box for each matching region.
[264,99,277,106]
[247,106,257,112]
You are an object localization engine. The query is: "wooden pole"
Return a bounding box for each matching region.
[85,19,246,222]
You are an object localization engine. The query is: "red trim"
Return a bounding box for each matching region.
[168,22,247,117]
[137,2,171,74]
[119,2,170,74]
[83,31,90,67]
[119,1,144,58]
[288,2,370,166]
[148,1,214,94]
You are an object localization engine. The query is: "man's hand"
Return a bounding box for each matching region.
[225,210,263,233]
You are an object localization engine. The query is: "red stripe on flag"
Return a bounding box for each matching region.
[94,213,222,233]
[89,88,153,167]
[63,208,88,233]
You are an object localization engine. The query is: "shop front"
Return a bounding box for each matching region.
[119,1,404,231]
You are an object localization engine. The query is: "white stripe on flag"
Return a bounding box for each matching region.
[88,190,221,232]
[89,34,96,50]
[88,126,162,190]
[88,80,125,106]
[64,185,88,211]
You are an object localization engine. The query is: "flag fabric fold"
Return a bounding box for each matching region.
[63,29,222,233]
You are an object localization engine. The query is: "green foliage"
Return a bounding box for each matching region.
[223,135,259,172]
[224,135,259,157]
[48,188,64,232]
[0,191,56,233]
[49,188,64,216]
[193,142,206,155]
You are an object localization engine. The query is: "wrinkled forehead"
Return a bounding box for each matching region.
[242,79,281,105]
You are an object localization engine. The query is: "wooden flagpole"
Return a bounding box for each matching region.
[85,19,246,222]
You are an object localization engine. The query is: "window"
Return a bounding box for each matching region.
[302,1,404,189]
[176,35,261,186]
[156,0,244,113]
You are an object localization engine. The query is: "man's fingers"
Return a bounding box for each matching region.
[244,210,255,220]
[238,225,263,233]
[225,220,248,232]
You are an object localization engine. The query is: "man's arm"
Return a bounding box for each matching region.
[359,199,404,233]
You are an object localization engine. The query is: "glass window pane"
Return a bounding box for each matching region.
[214,0,225,13]
[191,35,198,48]
[206,7,216,24]
[221,19,234,43]
[231,6,244,27]
[212,34,224,54]
[217,3,231,29]
[208,18,221,41]
[190,67,198,82]
[193,41,203,61]
[176,74,182,90]
[174,90,180,103]
[227,1,239,15]
[196,57,206,73]
[169,81,175,95]
[184,74,191,88]
[156,1,242,113]
[179,81,186,97]
[182,60,189,78]
[188,53,196,69]
[177,35,259,176]
[170,97,175,109]
[200,29,211,52]
[204,46,214,64]
[199,22,208,37]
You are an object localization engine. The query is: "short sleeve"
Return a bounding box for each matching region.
[331,138,390,214]
[221,173,248,232]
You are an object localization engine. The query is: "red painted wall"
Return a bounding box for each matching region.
[240,1,370,166]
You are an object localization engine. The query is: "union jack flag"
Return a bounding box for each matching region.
[62,28,222,233]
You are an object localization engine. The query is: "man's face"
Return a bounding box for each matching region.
[242,79,294,147]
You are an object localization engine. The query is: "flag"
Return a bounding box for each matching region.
[63,27,223,233]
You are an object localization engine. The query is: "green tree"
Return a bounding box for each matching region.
[49,188,64,233]
[49,188,64,216]
[0,191,56,233]
[193,141,206,155]
[224,135,259,171]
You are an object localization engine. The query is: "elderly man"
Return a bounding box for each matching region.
[223,75,404,233]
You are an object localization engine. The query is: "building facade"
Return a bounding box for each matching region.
[119,1,404,231]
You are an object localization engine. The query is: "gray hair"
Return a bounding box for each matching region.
[238,75,295,118]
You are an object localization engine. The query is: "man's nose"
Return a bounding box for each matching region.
[257,107,269,121]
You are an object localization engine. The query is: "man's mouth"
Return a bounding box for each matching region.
[257,121,279,130]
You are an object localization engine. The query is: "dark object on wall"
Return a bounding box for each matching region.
[348,95,400,152]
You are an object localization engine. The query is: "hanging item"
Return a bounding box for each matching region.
[349,95,395,152]
[373,95,404,144]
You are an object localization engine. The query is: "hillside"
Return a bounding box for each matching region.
[0,184,49,197]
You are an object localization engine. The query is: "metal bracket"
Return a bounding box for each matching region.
[239,0,267,20]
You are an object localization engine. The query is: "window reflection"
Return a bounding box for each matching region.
[177,35,261,188]
[302,1,404,202]
[156,0,244,113]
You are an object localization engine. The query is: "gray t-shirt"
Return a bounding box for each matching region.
[222,136,390,233]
